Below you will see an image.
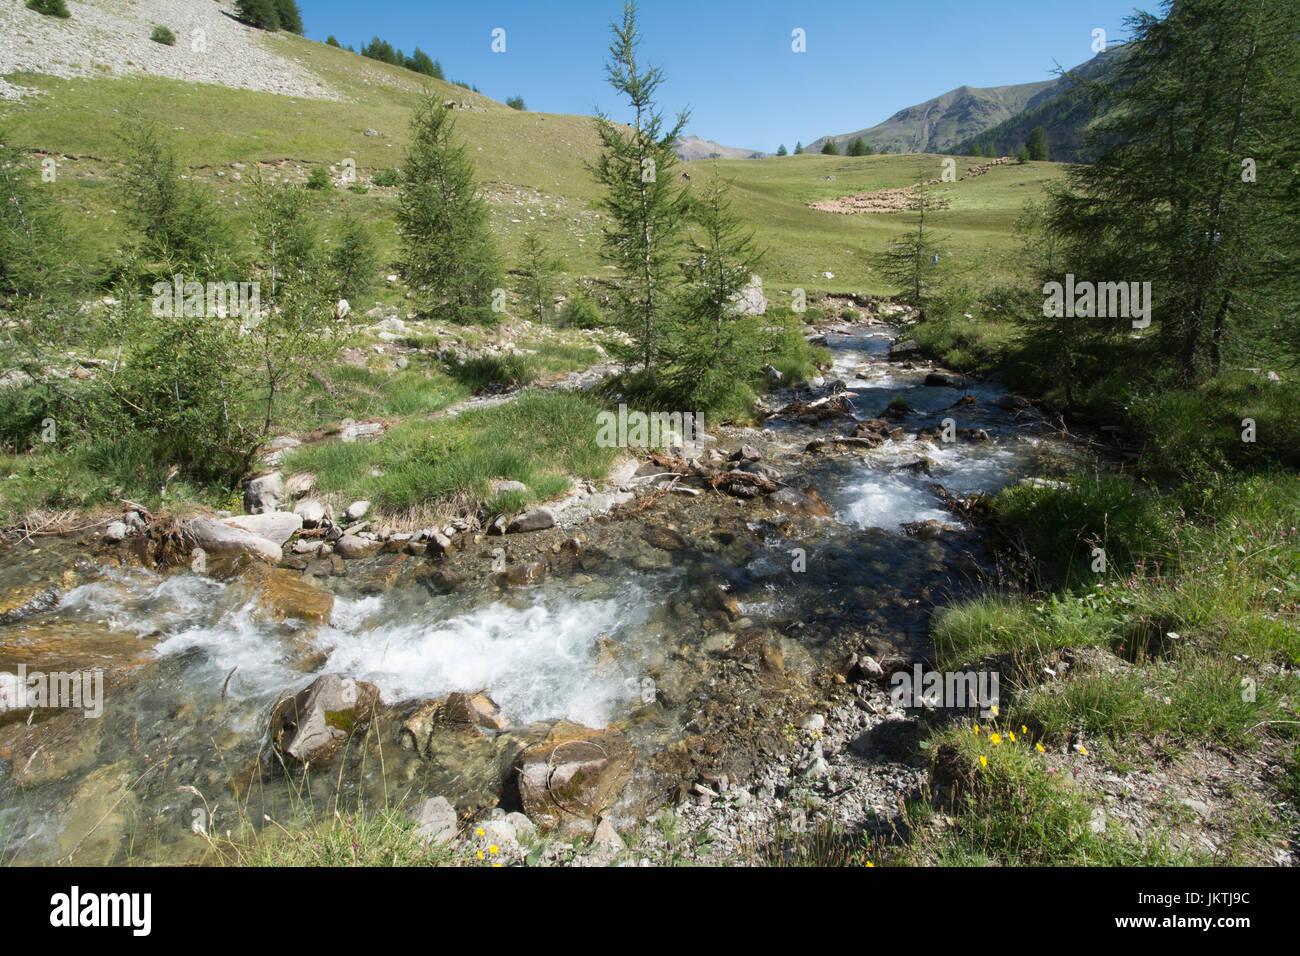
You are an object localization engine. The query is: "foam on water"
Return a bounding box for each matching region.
[835,471,953,530]
[318,592,649,727]
[58,567,658,727]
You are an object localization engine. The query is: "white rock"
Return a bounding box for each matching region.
[413,797,458,845]
[185,517,284,562]
[344,500,370,522]
[221,512,303,547]
[294,499,325,527]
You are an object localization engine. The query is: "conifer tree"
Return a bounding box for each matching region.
[662,170,765,410]
[588,1,689,369]
[397,94,501,323]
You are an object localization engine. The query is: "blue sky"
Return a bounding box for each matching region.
[302,0,1149,151]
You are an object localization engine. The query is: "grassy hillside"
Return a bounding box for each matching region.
[2,26,1065,302]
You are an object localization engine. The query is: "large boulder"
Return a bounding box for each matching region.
[269,674,381,766]
[516,721,636,833]
[293,499,326,527]
[184,517,283,563]
[245,472,285,514]
[222,511,303,547]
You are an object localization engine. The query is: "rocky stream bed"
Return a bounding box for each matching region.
[0,318,1090,865]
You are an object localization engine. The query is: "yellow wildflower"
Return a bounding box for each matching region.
[979,755,988,768]
[1036,742,1045,753]
[989,733,1002,745]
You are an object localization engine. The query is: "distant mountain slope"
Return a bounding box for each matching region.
[808,78,1057,155]
[673,135,769,161]
[952,49,1124,163]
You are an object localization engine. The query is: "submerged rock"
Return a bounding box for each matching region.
[768,486,833,517]
[516,721,636,833]
[269,674,381,766]
[444,691,511,732]
[242,564,335,625]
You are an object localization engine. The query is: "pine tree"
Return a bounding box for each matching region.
[776,144,788,157]
[848,137,868,156]
[1046,0,1299,378]
[588,1,689,370]
[235,0,279,31]
[877,190,946,309]
[407,48,438,76]
[662,170,766,410]
[272,0,303,34]
[325,212,378,304]
[794,141,804,155]
[396,94,501,323]
[1025,126,1049,161]
[325,36,341,48]
[117,118,235,279]
[248,177,331,435]
[517,229,563,324]
[821,139,840,155]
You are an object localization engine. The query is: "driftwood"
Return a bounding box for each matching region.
[708,470,779,495]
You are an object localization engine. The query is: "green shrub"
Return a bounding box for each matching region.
[305,165,332,190]
[150,25,176,46]
[447,354,537,393]
[991,474,1178,585]
[26,0,70,18]
[371,167,400,188]
[325,213,379,303]
[556,295,602,328]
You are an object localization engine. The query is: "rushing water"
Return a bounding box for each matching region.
[0,325,1087,864]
